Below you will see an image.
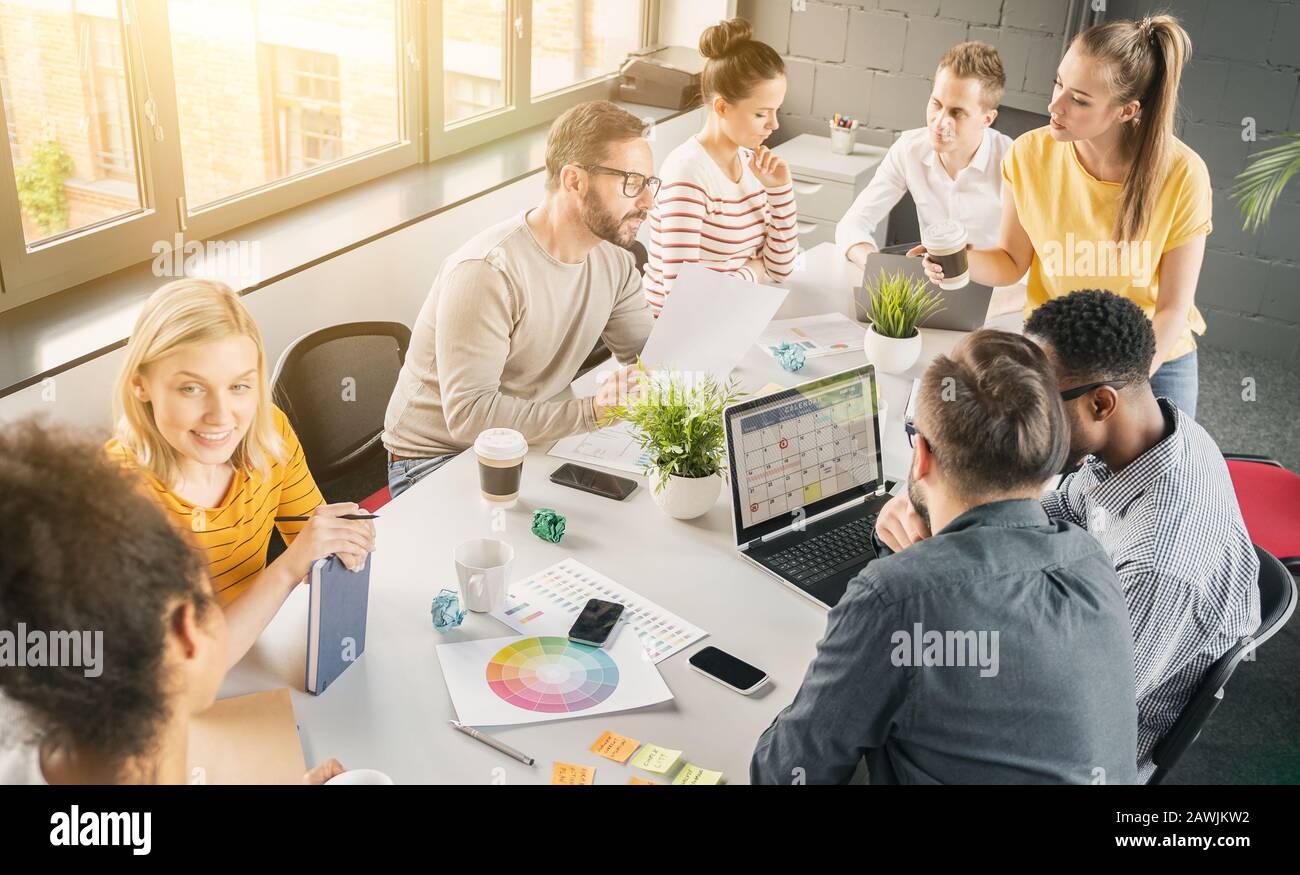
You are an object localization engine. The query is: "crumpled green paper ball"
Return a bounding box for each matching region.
[772,341,806,372]
[531,507,566,543]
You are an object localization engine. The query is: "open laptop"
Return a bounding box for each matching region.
[723,364,894,609]
[855,251,994,332]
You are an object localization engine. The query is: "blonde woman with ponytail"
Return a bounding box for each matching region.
[108,279,375,668]
[914,14,1210,417]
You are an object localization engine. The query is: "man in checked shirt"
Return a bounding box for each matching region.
[876,290,1260,781]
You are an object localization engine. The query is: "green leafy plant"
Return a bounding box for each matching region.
[865,268,944,339]
[1232,132,1300,233]
[604,364,745,493]
[15,140,75,237]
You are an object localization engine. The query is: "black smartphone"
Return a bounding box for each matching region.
[550,463,638,501]
[568,598,625,647]
[688,646,769,695]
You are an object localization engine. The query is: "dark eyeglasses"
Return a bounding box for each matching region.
[1060,380,1128,401]
[580,165,662,198]
[904,414,936,457]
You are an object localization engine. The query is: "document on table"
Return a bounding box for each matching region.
[547,419,649,476]
[187,688,306,785]
[757,312,865,358]
[491,557,707,663]
[639,263,788,380]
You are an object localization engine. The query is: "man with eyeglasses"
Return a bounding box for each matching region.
[752,329,1140,784]
[877,290,1260,781]
[382,101,660,497]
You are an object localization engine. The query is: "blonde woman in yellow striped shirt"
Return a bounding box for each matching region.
[107,279,375,668]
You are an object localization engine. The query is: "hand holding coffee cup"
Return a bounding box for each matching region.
[910,220,971,290]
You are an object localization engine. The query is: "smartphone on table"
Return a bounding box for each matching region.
[550,463,638,501]
[688,646,769,695]
[568,598,625,647]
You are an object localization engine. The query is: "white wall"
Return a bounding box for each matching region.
[659,0,735,48]
[0,108,704,433]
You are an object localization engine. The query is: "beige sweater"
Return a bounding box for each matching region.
[383,211,653,458]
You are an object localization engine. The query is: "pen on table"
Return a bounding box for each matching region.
[449,721,535,766]
[274,513,380,522]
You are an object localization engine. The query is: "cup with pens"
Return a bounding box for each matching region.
[829,113,858,155]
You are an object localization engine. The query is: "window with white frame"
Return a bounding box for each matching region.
[0,0,656,313]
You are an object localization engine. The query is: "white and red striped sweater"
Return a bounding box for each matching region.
[643,135,800,313]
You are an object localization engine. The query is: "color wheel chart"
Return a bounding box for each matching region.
[486,637,619,713]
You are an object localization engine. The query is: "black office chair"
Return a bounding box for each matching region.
[1147,546,1298,784]
[882,105,1049,250]
[576,240,650,378]
[270,321,411,485]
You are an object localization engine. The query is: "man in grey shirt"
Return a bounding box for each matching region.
[382,101,657,497]
[751,330,1140,785]
[877,292,1260,781]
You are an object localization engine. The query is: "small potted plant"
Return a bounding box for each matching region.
[862,268,944,374]
[604,366,744,520]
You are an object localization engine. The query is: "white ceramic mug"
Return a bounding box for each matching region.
[454,538,515,613]
[325,768,394,786]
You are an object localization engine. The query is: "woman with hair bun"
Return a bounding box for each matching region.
[643,17,800,313]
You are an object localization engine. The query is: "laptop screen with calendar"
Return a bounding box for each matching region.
[724,365,885,547]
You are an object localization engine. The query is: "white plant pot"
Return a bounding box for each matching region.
[864,325,922,375]
[649,470,722,520]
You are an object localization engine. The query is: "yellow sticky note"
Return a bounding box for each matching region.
[589,730,640,764]
[671,763,724,785]
[551,762,596,785]
[756,382,788,397]
[629,776,659,785]
[629,743,681,775]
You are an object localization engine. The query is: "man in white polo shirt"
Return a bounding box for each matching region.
[836,42,1013,267]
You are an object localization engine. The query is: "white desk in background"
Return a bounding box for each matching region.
[221,243,1024,784]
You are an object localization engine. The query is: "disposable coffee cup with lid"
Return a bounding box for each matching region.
[921,220,970,290]
[474,428,528,502]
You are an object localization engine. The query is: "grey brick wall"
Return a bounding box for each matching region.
[741,0,1072,149]
[739,0,1300,363]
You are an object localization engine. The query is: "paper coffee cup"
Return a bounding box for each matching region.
[474,428,527,502]
[922,220,970,290]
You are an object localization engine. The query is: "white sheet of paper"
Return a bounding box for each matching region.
[437,632,672,727]
[547,420,650,476]
[638,263,789,380]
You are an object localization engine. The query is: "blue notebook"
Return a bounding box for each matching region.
[305,554,371,695]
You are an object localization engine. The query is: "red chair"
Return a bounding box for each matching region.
[1224,455,1300,572]
[359,486,391,513]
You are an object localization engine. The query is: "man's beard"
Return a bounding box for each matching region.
[907,476,932,533]
[581,189,644,248]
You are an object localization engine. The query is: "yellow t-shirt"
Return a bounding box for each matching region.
[1002,126,1213,361]
[106,405,324,606]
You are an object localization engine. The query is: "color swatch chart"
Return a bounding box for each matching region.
[486,637,619,713]
[491,558,707,664]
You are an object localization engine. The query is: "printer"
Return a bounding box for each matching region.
[618,45,704,110]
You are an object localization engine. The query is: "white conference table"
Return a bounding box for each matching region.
[222,242,1023,785]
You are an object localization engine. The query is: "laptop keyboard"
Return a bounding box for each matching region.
[766,514,878,585]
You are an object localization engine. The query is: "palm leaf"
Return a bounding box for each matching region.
[1231,132,1300,233]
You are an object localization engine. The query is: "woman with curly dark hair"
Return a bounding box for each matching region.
[0,418,342,784]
